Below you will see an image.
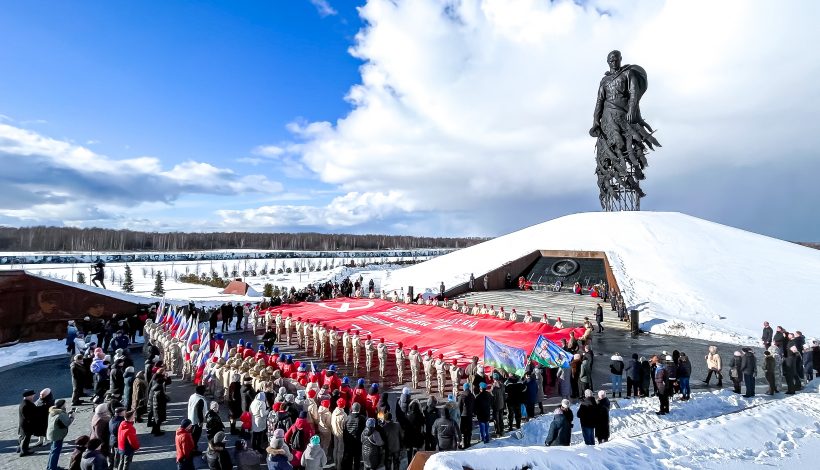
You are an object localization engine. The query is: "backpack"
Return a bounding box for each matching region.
[289,427,304,451]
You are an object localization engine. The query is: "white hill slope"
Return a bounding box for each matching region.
[383,212,820,345]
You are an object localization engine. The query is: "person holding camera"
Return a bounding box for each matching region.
[46,399,75,470]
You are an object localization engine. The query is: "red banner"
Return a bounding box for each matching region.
[268,299,584,366]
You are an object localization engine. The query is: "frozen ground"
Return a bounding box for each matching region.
[384,212,820,346]
[427,379,820,469]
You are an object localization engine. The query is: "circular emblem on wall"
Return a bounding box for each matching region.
[549,259,579,277]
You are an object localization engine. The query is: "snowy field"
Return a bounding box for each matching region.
[384,211,820,346]
[0,252,432,304]
[427,379,820,469]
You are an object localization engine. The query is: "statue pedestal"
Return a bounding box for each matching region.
[602,188,640,211]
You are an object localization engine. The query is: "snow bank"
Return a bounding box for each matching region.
[0,339,68,370]
[384,212,820,345]
[426,380,820,469]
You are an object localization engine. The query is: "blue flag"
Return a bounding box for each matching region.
[529,336,573,368]
[483,336,527,377]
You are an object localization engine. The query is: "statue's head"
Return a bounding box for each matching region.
[607,50,622,72]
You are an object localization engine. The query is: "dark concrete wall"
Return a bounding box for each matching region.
[0,270,149,345]
[442,249,621,298]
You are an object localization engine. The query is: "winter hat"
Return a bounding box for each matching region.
[213,431,226,444]
[22,389,35,397]
[584,389,593,398]
[55,399,66,409]
[370,383,379,393]
[74,435,90,447]
[180,418,192,428]
[357,378,365,386]
[366,418,376,428]
[402,387,411,396]
[272,402,282,412]
[351,402,362,413]
[632,353,639,360]
[310,435,321,446]
[307,390,317,399]
[665,355,673,361]
[597,390,607,400]
[479,382,487,390]
[336,398,347,409]
[299,410,308,419]
[210,401,219,411]
[273,428,285,439]
[321,399,330,408]
[328,364,337,372]
[561,399,570,408]
[463,383,470,391]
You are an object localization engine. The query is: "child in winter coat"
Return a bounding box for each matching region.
[300,435,327,470]
[266,430,294,470]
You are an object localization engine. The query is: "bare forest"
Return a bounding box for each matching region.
[0,226,487,252]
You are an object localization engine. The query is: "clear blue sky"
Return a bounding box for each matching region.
[0,0,362,162]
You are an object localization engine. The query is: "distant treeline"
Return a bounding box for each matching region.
[0,226,487,252]
[797,242,820,250]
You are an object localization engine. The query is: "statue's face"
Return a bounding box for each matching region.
[607,52,622,71]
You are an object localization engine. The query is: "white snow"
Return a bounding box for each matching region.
[384,212,820,346]
[0,339,68,370]
[1,254,425,306]
[426,380,820,469]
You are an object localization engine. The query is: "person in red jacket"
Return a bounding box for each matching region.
[254,345,268,363]
[339,377,353,405]
[365,383,380,418]
[284,411,315,468]
[242,343,256,360]
[175,419,195,470]
[117,410,140,469]
[352,379,368,410]
[270,347,281,365]
[323,366,341,391]
[296,365,309,384]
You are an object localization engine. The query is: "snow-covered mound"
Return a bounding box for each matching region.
[383,212,820,345]
[426,380,820,469]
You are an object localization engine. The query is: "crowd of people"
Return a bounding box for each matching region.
[18,277,820,470]
[136,305,586,470]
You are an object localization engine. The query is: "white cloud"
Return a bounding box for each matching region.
[217,190,416,228]
[238,0,820,236]
[252,144,286,158]
[309,0,337,17]
[0,123,282,225]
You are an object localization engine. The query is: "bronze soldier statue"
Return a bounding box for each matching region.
[590,50,661,211]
